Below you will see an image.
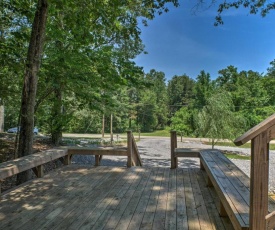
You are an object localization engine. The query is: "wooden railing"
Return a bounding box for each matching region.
[0,147,69,195]
[234,113,275,230]
[0,131,142,195]
[127,131,142,167]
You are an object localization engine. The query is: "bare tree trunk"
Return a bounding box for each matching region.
[51,87,63,145]
[0,103,4,132]
[17,0,48,185]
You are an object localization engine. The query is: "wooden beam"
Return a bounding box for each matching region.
[0,148,68,180]
[68,147,127,156]
[127,131,132,168]
[266,211,275,230]
[170,131,177,169]
[131,133,142,166]
[174,148,201,158]
[249,132,269,230]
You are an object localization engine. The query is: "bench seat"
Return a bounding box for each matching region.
[200,149,250,230]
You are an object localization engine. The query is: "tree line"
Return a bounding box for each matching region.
[1,0,275,161]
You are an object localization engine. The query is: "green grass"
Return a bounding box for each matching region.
[133,129,170,137]
[205,141,275,150]
[224,153,251,160]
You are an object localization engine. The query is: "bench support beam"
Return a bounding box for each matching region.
[219,201,228,217]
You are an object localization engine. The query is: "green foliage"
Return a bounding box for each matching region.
[193,70,214,109]
[167,74,195,116]
[196,91,245,148]
[170,107,192,136]
[2,0,275,140]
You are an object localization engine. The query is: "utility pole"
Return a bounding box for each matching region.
[110,114,113,144]
[102,114,105,138]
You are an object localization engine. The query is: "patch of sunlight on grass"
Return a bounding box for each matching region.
[224,153,250,160]
[134,128,170,137]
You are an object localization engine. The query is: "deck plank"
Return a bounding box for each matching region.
[125,167,159,229]
[139,168,165,229]
[182,168,201,230]
[91,168,145,230]
[176,168,188,229]
[151,168,170,230]
[196,169,233,230]
[165,168,177,230]
[104,168,153,230]
[23,167,122,230]
[0,165,235,230]
[189,168,215,230]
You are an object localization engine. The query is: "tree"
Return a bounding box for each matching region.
[0,101,4,132]
[170,107,192,141]
[17,0,48,184]
[167,74,195,116]
[196,91,244,148]
[145,70,168,129]
[265,59,275,106]
[194,1,275,25]
[193,70,214,109]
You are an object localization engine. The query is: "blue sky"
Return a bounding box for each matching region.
[134,2,275,81]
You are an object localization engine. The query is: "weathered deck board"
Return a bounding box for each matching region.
[0,165,234,230]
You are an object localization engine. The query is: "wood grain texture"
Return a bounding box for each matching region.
[250,133,269,230]
[170,131,177,169]
[200,150,250,230]
[0,166,233,230]
[0,147,68,180]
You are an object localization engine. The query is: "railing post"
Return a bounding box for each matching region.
[127,131,132,167]
[250,131,269,230]
[170,131,178,169]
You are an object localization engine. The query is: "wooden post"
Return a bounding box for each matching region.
[170,131,178,169]
[37,165,44,178]
[64,154,71,165]
[32,165,44,178]
[250,132,269,230]
[95,155,101,166]
[127,131,132,167]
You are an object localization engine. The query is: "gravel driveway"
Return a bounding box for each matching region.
[72,137,275,194]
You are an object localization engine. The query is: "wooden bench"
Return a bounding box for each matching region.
[200,149,250,230]
[171,114,275,230]
[0,147,69,194]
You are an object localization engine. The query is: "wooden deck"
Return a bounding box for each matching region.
[0,165,234,230]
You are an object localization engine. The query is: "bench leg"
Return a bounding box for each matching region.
[95,155,102,166]
[219,201,228,217]
[64,155,72,165]
[171,156,178,169]
[200,160,205,170]
[206,176,213,187]
[32,165,44,178]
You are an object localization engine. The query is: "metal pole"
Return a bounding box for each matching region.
[110,114,113,144]
[102,114,105,138]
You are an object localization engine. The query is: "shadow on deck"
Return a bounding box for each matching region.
[0,164,234,230]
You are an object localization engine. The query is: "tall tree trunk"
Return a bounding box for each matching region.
[0,103,4,132]
[17,0,48,185]
[51,87,63,145]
